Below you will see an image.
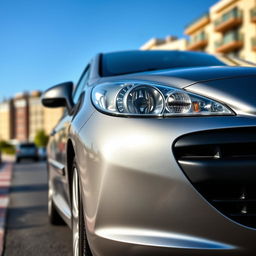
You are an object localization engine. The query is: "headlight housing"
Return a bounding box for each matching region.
[91,81,234,117]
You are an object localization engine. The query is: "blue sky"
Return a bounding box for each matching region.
[0,0,217,99]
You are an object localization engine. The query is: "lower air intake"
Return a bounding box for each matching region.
[174,127,256,229]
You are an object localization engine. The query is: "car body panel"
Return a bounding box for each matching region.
[74,110,256,256]
[47,84,96,226]
[45,51,256,255]
[186,75,256,116]
[97,66,256,90]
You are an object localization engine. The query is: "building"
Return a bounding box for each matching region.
[29,90,64,141]
[13,93,29,142]
[0,91,64,143]
[185,13,211,52]
[185,0,256,62]
[141,0,256,62]
[0,100,14,141]
[140,36,187,50]
[29,91,44,141]
[43,107,64,135]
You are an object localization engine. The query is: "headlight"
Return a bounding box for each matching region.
[91,81,234,117]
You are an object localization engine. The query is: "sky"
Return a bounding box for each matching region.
[0,0,217,99]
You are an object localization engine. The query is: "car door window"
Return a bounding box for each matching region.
[73,65,90,105]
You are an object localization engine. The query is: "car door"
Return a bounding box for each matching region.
[50,65,91,218]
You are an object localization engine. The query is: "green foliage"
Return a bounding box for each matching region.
[34,130,49,147]
[0,141,11,148]
[2,147,15,155]
[0,140,15,155]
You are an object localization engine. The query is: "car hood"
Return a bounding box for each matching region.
[97,66,256,116]
[98,66,256,89]
[185,73,256,116]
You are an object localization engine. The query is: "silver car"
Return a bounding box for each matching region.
[16,142,39,163]
[42,50,256,256]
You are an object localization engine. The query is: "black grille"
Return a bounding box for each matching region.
[175,143,256,160]
[198,183,256,228]
[173,127,256,229]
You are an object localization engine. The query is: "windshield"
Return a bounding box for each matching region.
[100,50,228,77]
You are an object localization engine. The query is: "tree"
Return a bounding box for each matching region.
[0,140,15,155]
[34,130,49,147]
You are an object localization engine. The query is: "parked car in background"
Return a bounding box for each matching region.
[38,147,47,161]
[42,50,256,256]
[16,143,38,163]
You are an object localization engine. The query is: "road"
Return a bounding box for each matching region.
[3,160,72,256]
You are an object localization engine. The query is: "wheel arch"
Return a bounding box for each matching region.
[66,139,75,204]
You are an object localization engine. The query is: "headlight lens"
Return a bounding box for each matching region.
[126,86,164,115]
[166,92,192,114]
[92,81,234,117]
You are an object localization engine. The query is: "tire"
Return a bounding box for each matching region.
[48,177,64,225]
[72,160,92,256]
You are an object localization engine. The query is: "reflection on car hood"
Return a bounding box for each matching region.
[100,66,256,89]
[186,75,256,116]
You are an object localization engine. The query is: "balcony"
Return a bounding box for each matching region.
[187,32,208,51]
[251,8,256,23]
[215,32,243,53]
[211,0,240,14]
[252,38,256,51]
[214,7,242,33]
[185,13,210,35]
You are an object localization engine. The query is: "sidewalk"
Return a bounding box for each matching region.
[0,156,13,255]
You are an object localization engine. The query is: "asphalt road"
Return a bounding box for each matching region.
[3,160,72,256]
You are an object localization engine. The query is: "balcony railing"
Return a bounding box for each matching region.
[215,32,243,53]
[251,8,256,23]
[214,7,242,32]
[187,32,208,51]
[185,13,210,35]
[252,37,256,51]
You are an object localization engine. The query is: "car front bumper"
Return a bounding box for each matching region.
[75,112,256,256]
[16,153,38,159]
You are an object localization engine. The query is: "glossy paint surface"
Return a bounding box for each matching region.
[46,51,256,256]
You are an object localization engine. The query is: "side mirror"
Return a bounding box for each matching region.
[41,82,74,114]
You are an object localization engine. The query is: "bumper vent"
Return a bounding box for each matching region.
[198,183,256,229]
[174,127,256,229]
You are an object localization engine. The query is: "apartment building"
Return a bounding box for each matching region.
[13,93,29,142]
[142,0,256,62]
[0,91,64,143]
[186,0,256,62]
[185,13,212,52]
[29,91,44,141]
[43,107,64,135]
[29,90,64,140]
[140,36,187,50]
[0,100,14,141]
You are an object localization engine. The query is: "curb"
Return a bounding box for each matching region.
[0,163,13,256]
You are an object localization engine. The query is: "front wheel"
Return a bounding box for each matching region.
[72,161,92,256]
